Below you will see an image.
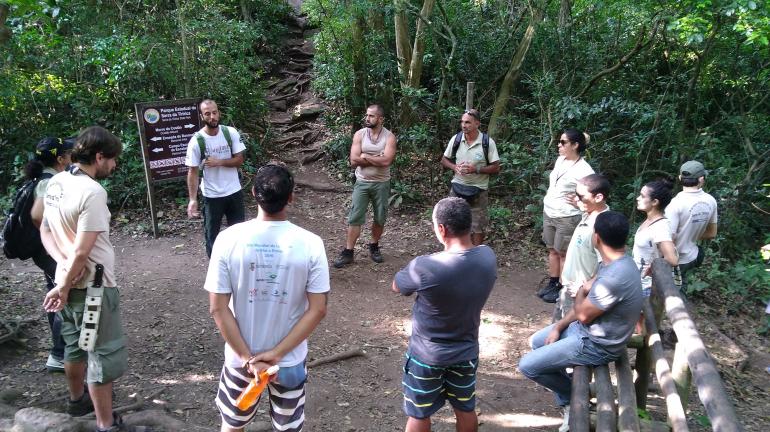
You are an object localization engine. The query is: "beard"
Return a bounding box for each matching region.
[203,118,219,129]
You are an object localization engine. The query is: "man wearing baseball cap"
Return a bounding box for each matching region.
[665,160,718,291]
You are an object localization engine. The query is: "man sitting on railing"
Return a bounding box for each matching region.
[518,211,643,432]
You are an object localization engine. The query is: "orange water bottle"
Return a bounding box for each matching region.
[235,365,280,410]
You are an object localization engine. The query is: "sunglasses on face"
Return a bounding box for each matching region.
[558,139,572,146]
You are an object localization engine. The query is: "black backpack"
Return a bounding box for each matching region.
[449,132,490,165]
[1,172,53,260]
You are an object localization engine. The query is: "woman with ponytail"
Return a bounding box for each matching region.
[28,136,74,372]
[632,179,678,297]
[537,128,595,303]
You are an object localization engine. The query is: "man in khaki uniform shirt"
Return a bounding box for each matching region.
[441,109,501,245]
[41,126,128,432]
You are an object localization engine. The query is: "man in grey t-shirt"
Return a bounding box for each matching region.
[392,197,497,432]
[518,211,642,432]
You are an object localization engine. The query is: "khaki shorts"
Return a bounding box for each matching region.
[348,179,390,226]
[448,188,489,234]
[542,213,581,252]
[60,287,127,384]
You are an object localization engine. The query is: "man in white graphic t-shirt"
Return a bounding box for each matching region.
[665,160,718,291]
[206,164,329,431]
[185,99,246,257]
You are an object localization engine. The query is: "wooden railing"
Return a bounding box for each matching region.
[569,259,744,431]
[643,259,743,431]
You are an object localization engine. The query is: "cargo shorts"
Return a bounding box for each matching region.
[60,287,127,384]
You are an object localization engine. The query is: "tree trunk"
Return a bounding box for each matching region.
[0,3,12,44]
[240,0,253,23]
[406,0,436,88]
[488,7,543,137]
[174,0,192,98]
[393,0,412,86]
[351,12,368,126]
[369,1,393,114]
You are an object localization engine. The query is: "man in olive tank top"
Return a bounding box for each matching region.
[334,104,397,268]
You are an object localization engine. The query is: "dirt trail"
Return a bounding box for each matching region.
[1,12,768,432]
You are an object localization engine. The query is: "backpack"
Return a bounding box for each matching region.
[1,172,54,260]
[196,126,233,160]
[449,132,490,165]
[196,126,234,178]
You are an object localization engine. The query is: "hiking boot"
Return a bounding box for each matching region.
[540,280,562,304]
[536,277,558,298]
[67,389,94,417]
[46,354,65,373]
[333,249,354,268]
[369,243,383,263]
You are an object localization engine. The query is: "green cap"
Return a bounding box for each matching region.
[679,160,707,179]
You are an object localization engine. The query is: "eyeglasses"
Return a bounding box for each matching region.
[463,109,480,120]
[557,139,571,146]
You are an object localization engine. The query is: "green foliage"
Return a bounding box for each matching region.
[1,0,288,207]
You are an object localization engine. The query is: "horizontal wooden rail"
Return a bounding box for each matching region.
[651,260,743,432]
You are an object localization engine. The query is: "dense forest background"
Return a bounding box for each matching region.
[1,0,768,328]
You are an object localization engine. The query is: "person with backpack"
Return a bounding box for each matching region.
[2,137,73,372]
[185,99,246,257]
[440,109,501,246]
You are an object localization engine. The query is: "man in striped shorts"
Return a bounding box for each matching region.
[206,164,330,432]
[392,197,497,431]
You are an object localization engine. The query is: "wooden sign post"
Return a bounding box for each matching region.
[135,99,201,237]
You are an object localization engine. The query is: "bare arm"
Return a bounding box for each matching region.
[186,167,200,218]
[349,130,371,168]
[573,278,605,325]
[203,151,245,168]
[40,218,66,263]
[657,240,679,267]
[209,292,252,365]
[700,223,717,240]
[250,292,328,369]
[477,160,501,175]
[362,133,397,167]
[43,230,100,312]
[31,197,44,229]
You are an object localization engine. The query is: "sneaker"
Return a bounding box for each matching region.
[46,354,65,373]
[67,389,94,417]
[558,405,570,432]
[96,412,152,432]
[369,243,383,263]
[541,281,562,304]
[333,249,354,268]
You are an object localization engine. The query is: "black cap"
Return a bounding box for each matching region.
[36,137,74,157]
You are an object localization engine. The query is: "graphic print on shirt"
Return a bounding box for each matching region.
[247,242,291,305]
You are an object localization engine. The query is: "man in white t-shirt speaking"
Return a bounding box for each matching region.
[185,99,246,257]
[665,160,718,291]
[205,164,330,432]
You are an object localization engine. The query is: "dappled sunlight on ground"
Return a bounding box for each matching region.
[156,373,217,385]
[482,412,562,428]
[479,311,514,358]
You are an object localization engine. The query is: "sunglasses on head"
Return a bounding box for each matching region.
[463,109,480,120]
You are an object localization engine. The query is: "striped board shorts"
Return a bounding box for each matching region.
[401,353,479,419]
[216,363,307,431]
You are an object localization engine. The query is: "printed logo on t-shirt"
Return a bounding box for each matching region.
[689,202,713,224]
[44,182,64,209]
[246,243,289,304]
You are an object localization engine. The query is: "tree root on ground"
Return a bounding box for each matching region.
[307,347,366,368]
